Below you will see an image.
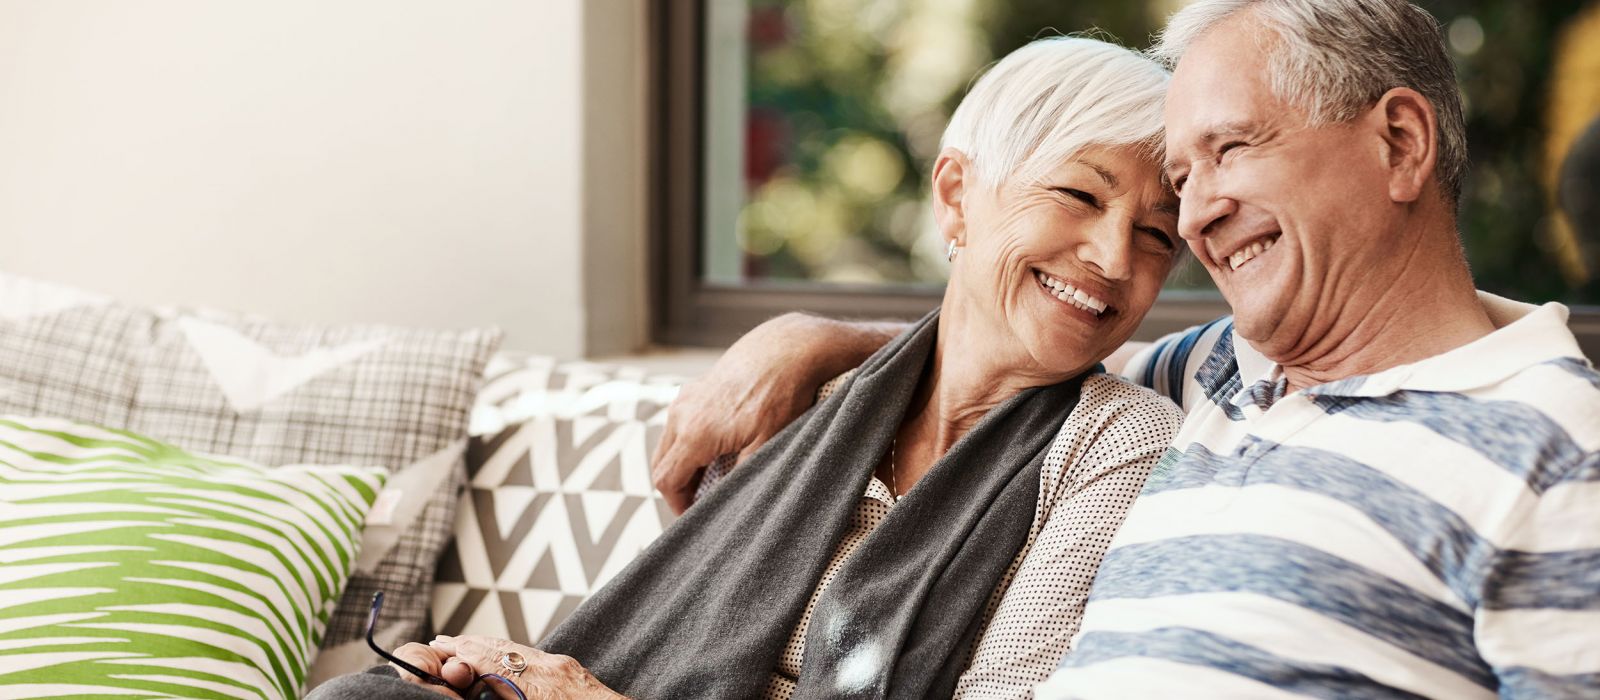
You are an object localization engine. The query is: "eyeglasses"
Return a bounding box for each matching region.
[365,591,528,700]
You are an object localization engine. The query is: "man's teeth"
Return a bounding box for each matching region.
[1228,236,1278,271]
[1034,270,1107,315]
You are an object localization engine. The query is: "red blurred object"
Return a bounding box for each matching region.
[745,107,790,186]
[748,5,790,48]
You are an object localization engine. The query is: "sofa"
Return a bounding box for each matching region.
[0,272,686,698]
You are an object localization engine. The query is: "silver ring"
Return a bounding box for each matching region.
[499,650,527,679]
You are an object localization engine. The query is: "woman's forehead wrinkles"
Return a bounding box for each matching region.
[1080,161,1120,189]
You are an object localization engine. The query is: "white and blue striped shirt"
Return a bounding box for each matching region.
[1038,293,1600,699]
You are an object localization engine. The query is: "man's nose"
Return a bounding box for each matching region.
[1178,168,1235,242]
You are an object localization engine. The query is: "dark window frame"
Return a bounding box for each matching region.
[648,0,1600,359]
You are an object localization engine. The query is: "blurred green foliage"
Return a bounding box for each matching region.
[728,0,1600,305]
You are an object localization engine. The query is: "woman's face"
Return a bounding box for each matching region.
[947,144,1180,378]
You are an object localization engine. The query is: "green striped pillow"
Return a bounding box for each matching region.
[0,416,386,699]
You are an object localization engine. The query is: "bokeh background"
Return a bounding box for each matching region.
[703,0,1600,306]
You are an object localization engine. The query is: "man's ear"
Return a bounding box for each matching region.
[931,147,971,247]
[1370,87,1439,204]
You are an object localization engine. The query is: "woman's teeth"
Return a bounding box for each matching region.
[1228,236,1279,271]
[1034,270,1107,315]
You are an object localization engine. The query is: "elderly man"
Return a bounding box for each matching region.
[653,0,1600,697]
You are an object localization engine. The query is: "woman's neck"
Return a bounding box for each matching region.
[890,301,1073,492]
[904,337,1015,454]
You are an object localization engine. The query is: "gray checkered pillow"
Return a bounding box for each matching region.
[0,280,141,427]
[0,273,499,674]
[432,353,682,644]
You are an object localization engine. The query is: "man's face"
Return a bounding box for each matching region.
[1162,16,1396,354]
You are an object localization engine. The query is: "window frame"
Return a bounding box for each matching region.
[648,0,1600,359]
[650,0,954,347]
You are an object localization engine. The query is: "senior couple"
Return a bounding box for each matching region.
[315,0,1600,698]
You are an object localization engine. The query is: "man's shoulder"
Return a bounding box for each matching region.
[1313,353,1600,492]
[1125,315,1237,411]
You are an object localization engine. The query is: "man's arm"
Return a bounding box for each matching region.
[1476,472,1600,698]
[650,312,905,514]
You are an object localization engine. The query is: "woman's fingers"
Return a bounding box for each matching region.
[391,642,467,696]
[440,634,529,668]
[391,640,477,697]
[392,642,445,678]
[436,636,532,699]
[432,636,626,699]
[440,656,477,689]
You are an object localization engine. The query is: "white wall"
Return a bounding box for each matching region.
[0,0,649,358]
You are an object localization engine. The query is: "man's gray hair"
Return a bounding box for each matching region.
[942,36,1170,191]
[1152,0,1468,203]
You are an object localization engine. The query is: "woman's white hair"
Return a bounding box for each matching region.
[1150,0,1468,203]
[940,36,1170,192]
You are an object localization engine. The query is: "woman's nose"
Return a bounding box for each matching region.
[1077,220,1135,281]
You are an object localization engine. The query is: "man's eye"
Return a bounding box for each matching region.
[1172,176,1187,195]
[1219,141,1246,157]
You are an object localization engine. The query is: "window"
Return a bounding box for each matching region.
[652,0,1600,358]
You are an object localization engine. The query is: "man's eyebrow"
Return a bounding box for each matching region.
[1202,122,1256,145]
[1163,121,1257,174]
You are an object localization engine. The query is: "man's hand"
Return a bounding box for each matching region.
[391,641,477,696]
[650,313,906,514]
[431,635,626,700]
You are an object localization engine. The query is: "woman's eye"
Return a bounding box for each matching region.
[1139,227,1175,250]
[1057,188,1100,208]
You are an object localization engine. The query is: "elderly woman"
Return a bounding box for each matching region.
[314,35,1182,700]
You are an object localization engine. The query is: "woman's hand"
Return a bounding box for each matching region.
[392,641,478,696]
[430,635,627,700]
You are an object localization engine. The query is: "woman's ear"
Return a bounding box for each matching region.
[1369,87,1439,204]
[931,148,970,248]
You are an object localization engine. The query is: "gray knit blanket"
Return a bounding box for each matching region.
[541,311,1089,698]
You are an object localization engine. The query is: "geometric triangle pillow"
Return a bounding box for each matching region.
[432,353,683,645]
[0,415,386,700]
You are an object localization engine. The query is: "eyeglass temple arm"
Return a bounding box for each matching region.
[366,591,468,692]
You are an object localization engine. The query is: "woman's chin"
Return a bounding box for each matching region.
[1012,333,1097,376]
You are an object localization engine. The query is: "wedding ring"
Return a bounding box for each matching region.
[499,650,527,679]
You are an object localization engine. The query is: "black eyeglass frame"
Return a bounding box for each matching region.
[365,591,528,700]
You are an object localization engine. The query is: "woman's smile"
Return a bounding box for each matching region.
[1032,268,1114,325]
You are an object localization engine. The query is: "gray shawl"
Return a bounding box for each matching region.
[541,311,1089,699]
